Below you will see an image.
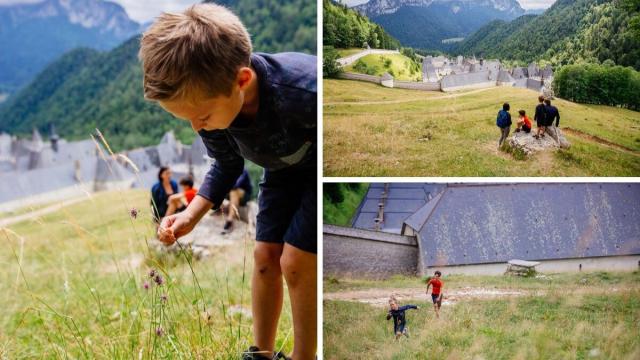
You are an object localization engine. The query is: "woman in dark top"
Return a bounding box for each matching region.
[151,166,178,222]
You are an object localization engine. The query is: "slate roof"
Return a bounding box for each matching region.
[497,70,515,83]
[441,71,491,89]
[402,183,640,267]
[352,183,446,233]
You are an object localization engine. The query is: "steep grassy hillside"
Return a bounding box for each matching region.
[323,79,640,176]
[345,53,422,81]
[0,189,293,357]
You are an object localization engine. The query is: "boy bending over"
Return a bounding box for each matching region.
[140,4,317,359]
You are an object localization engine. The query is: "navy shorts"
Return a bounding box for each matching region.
[431,294,441,303]
[256,163,316,254]
[394,322,406,334]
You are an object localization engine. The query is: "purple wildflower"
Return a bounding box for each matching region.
[161,294,168,302]
[155,326,164,337]
[154,274,164,286]
[143,282,149,290]
[130,208,138,219]
[148,269,156,278]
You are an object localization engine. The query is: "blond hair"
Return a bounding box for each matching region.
[139,3,252,101]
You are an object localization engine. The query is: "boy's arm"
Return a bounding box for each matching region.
[198,131,245,207]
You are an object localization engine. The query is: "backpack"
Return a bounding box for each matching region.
[496,110,511,128]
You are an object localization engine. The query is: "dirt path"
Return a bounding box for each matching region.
[324,287,530,307]
[563,127,639,156]
[324,87,498,106]
[0,196,90,227]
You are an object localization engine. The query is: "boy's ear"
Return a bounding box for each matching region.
[236,67,253,91]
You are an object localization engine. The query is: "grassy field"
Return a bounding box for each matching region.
[323,79,640,176]
[0,190,294,359]
[324,272,640,359]
[344,54,422,81]
[322,183,368,226]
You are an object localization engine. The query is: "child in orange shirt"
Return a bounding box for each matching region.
[166,175,198,216]
[516,109,532,133]
[426,270,444,318]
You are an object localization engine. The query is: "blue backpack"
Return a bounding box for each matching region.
[496,110,511,128]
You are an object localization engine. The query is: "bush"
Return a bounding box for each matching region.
[324,183,344,204]
[323,46,342,78]
[553,63,640,110]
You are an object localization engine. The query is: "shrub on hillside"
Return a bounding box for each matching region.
[553,64,640,110]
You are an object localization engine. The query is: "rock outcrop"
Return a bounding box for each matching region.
[508,126,570,156]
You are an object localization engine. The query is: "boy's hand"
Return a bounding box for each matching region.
[158,211,196,245]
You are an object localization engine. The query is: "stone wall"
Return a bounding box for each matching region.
[337,72,381,84]
[394,80,441,91]
[324,224,419,279]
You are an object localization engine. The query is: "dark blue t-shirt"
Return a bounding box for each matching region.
[197,52,317,206]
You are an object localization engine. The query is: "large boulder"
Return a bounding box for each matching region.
[508,127,570,156]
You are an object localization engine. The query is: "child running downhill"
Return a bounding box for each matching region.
[386,300,419,341]
[426,271,444,318]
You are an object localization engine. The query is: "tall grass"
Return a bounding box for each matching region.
[0,130,293,358]
[324,273,640,359]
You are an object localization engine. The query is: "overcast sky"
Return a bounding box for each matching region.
[339,0,556,10]
[0,0,559,20]
[0,0,203,23]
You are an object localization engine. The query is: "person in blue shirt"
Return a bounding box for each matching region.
[496,103,512,148]
[544,99,560,128]
[139,4,316,359]
[150,166,178,223]
[222,168,253,234]
[387,300,419,340]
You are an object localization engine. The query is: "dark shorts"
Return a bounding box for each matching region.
[431,293,441,303]
[256,163,316,254]
[394,322,406,334]
[522,124,531,133]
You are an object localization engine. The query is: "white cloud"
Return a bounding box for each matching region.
[111,0,202,23]
[0,1,204,22]
[518,0,556,10]
[0,0,45,5]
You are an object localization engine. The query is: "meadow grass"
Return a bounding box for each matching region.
[323,79,640,176]
[344,54,422,81]
[324,272,640,360]
[322,183,368,226]
[0,189,294,359]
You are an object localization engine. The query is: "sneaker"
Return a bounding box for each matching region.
[242,346,271,360]
[273,351,292,360]
[534,135,539,140]
[221,220,233,235]
[515,128,521,133]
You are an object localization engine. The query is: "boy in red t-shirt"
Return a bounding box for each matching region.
[165,175,198,217]
[426,270,444,318]
[516,109,532,133]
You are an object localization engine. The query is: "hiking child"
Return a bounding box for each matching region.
[515,110,532,133]
[534,95,547,139]
[426,271,444,319]
[165,175,198,217]
[544,99,560,128]
[496,102,512,147]
[386,300,419,340]
[140,4,317,359]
